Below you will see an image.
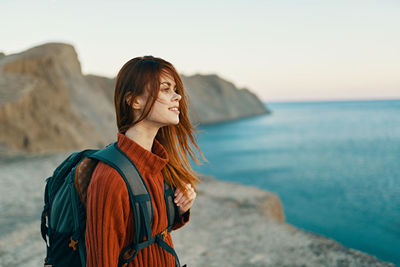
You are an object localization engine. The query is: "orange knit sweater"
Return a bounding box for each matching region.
[85,132,190,267]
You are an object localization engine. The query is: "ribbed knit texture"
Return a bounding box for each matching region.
[85,132,190,267]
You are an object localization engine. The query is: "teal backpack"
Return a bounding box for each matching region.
[40,141,185,267]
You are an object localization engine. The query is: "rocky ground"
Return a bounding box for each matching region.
[171,176,396,267]
[0,153,396,267]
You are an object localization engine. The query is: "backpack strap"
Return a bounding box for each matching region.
[41,177,50,245]
[88,142,182,267]
[164,181,178,232]
[89,142,152,243]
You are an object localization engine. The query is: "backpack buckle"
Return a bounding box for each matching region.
[69,236,78,251]
[160,229,168,240]
[122,248,136,260]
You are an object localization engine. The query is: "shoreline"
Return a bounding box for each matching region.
[172,175,396,266]
[0,159,395,266]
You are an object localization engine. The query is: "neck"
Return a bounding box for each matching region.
[125,121,161,152]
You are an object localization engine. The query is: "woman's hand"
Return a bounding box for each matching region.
[174,183,196,215]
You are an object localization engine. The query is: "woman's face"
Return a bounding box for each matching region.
[144,72,182,127]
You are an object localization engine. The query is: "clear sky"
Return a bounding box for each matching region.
[1,0,399,102]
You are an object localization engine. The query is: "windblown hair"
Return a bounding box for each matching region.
[114,56,206,197]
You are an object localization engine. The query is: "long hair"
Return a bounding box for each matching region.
[114,56,207,197]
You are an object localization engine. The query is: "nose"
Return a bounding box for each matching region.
[173,92,182,102]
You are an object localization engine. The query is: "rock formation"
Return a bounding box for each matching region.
[0,42,269,155]
[181,73,268,125]
[0,43,111,154]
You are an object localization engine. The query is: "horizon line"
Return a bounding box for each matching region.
[263,97,400,104]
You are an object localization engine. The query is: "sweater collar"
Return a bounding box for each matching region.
[117,132,169,175]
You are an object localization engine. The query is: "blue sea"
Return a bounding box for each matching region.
[190,99,400,265]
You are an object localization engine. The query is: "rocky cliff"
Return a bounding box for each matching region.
[0,43,113,154]
[0,42,269,155]
[181,73,268,125]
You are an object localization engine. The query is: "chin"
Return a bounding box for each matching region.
[169,118,180,125]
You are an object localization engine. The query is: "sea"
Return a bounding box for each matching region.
[0,99,398,266]
[190,99,400,265]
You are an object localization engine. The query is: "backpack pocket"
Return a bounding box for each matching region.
[46,172,86,267]
[47,231,82,267]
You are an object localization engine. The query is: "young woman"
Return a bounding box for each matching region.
[85,56,206,266]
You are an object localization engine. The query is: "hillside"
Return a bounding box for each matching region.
[0,43,269,155]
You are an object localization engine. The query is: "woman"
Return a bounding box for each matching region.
[85,56,206,266]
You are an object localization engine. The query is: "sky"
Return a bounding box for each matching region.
[1,0,399,102]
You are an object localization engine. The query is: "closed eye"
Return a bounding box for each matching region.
[163,87,178,93]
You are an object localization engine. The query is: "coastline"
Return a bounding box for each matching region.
[171,175,396,267]
[0,154,395,266]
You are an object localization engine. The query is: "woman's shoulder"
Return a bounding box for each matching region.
[86,161,131,226]
[89,161,127,195]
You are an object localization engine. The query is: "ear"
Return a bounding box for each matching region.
[126,92,143,110]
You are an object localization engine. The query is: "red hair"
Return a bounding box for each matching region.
[114,56,207,196]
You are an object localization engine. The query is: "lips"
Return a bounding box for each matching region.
[169,106,180,114]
